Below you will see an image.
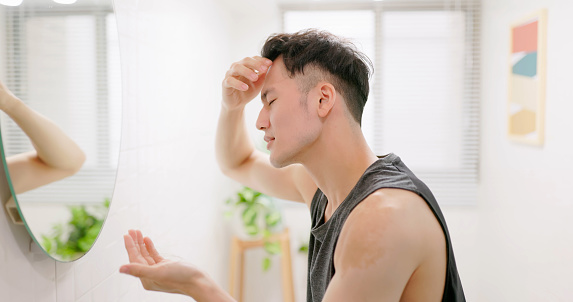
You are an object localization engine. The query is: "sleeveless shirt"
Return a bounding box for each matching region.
[306,153,465,302]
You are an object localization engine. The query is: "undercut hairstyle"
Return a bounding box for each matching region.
[261,29,373,125]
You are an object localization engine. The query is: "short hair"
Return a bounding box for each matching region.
[261,29,373,125]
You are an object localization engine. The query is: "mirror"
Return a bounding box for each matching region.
[0,0,121,261]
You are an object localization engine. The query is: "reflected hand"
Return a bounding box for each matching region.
[120,230,205,297]
[222,56,272,110]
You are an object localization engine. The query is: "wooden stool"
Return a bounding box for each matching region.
[229,228,294,302]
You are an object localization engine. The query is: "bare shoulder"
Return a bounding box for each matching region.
[343,188,444,243]
[328,188,447,301]
[334,188,435,269]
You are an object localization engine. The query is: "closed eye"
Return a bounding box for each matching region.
[269,99,276,106]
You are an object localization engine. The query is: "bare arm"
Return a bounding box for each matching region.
[322,193,424,302]
[120,230,236,302]
[216,56,316,205]
[0,80,86,194]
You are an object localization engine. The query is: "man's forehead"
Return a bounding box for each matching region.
[266,57,287,78]
[261,59,287,96]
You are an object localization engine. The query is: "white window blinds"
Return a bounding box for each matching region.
[282,0,480,204]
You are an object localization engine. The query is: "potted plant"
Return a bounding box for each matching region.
[225,186,283,271]
[41,198,110,261]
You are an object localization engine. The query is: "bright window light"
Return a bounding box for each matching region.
[53,0,77,4]
[0,0,24,6]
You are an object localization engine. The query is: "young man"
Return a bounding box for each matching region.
[121,29,465,301]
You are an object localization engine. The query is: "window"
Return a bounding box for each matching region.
[282,0,480,204]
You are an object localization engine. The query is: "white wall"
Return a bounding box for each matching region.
[433,1,573,301]
[477,0,573,300]
[4,0,571,301]
[0,0,245,301]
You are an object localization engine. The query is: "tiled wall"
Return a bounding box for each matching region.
[0,0,247,301]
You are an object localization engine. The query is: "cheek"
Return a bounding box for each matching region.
[271,104,315,139]
[290,115,318,143]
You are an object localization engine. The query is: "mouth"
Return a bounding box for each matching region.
[264,136,275,149]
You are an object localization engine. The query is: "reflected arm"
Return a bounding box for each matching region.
[0,81,86,194]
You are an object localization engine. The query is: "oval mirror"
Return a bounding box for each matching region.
[0,0,121,261]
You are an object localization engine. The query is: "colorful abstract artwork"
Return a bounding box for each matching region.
[508,10,547,145]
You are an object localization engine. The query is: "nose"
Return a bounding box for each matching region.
[256,106,270,131]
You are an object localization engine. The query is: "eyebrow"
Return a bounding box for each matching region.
[261,87,275,104]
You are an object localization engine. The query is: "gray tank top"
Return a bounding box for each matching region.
[306,153,465,302]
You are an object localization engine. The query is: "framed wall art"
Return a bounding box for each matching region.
[508,9,547,145]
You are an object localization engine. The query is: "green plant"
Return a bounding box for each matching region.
[41,198,110,260]
[298,242,309,253]
[225,187,282,271]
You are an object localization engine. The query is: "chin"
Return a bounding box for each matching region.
[269,155,285,168]
[269,152,294,169]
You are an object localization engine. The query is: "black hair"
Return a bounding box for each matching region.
[261,29,373,125]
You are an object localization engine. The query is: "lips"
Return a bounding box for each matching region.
[264,136,275,150]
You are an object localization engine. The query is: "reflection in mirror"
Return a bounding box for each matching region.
[0,0,121,261]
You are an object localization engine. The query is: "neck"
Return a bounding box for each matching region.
[300,123,378,215]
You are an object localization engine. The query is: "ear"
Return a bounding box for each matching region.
[316,82,336,118]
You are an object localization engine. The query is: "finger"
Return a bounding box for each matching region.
[119,263,156,279]
[227,57,272,81]
[253,68,269,86]
[223,77,249,92]
[239,56,270,73]
[135,230,156,265]
[144,237,165,263]
[123,234,145,264]
[246,56,273,73]
[228,63,260,83]
[128,229,140,253]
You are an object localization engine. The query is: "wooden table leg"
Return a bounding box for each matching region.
[229,237,239,299]
[230,228,294,302]
[239,244,245,302]
[280,229,295,302]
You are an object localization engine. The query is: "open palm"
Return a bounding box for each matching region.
[120,230,202,296]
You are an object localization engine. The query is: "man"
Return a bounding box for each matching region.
[120,29,465,301]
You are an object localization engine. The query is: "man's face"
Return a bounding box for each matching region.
[256,57,321,168]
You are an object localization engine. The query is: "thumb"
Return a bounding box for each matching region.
[255,69,268,86]
[120,263,155,278]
